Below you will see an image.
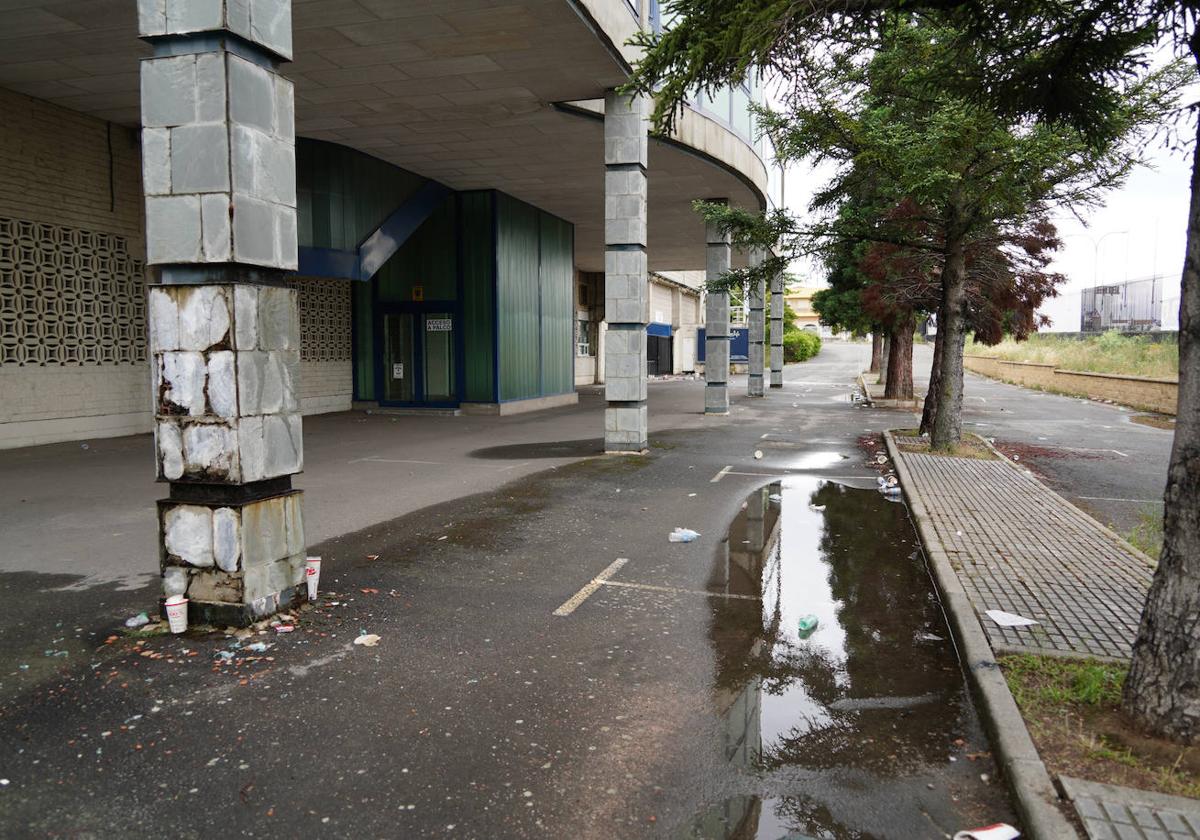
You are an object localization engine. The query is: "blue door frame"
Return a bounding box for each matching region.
[373,301,463,408]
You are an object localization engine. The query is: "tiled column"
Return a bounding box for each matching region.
[747,248,765,397]
[603,90,649,453]
[138,0,305,625]
[769,267,784,388]
[705,208,731,415]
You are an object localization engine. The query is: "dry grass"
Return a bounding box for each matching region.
[967,331,1178,380]
[1003,654,1200,799]
[891,429,998,459]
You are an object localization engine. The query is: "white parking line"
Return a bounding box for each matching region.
[710,465,732,483]
[601,580,761,601]
[552,558,628,617]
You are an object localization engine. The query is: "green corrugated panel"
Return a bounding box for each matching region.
[352,281,374,400]
[497,194,541,401]
[539,213,574,395]
[461,192,495,402]
[295,138,424,250]
[376,196,457,303]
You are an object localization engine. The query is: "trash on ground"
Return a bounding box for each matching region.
[165,595,188,634]
[273,624,295,634]
[880,485,902,496]
[769,494,783,503]
[915,632,945,642]
[753,450,763,460]
[953,824,1020,840]
[124,612,151,628]
[305,556,322,601]
[215,651,235,661]
[985,610,1038,628]
[809,503,825,511]
[245,642,271,653]
[797,615,819,637]
[668,528,701,543]
[876,454,888,464]
[354,633,381,647]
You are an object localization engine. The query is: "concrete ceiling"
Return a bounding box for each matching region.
[0,0,763,271]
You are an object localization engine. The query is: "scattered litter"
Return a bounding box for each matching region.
[360,588,379,595]
[797,615,819,637]
[668,528,700,543]
[354,634,381,647]
[366,554,380,561]
[876,454,888,464]
[245,642,271,653]
[753,450,764,460]
[915,632,944,642]
[880,485,902,497]
[165,595,188,634]
[215,651,235,661]
[306,557,322,601]
[687,493,697,498]
[953,824,1019,840]
[985,610,1038,628]
[768,494,783,503]
[44,650,68,658]
[809,504,825,511]
[273,624,295,634]
[124,613,151,628]
[437,535,448,541]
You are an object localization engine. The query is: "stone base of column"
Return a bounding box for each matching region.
[705,384,730,415]
[749,376,764,397]
[605,403,648,453]
[159,488,307,626]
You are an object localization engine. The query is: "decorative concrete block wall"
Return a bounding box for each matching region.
[748,248,765,397]
[705,212,731,415]
[770,269,784,388]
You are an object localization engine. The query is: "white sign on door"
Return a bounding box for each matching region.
[392,363,404,379]
[426,318,452,332]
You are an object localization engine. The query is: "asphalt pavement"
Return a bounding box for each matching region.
[0,343,1020,838]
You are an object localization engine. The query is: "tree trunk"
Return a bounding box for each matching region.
[879,336,891,387]
[930,231,968,451]
[920,300,948,435]
[869,332,883,374]
[1121,104,1200,743]
[884,316,915,400]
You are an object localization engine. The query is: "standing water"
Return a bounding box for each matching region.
[679,477,1016,839]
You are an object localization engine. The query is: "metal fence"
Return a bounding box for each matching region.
[1080,277,1164,333]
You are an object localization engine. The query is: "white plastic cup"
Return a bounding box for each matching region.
[165,595,188,634]
[305,557,321,601]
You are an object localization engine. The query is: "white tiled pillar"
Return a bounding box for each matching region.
[705,208,731,415]
[748,248,765,397]
[139,0,304,625]
[603,91,649,453]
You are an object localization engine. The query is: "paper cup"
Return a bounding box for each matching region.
[164,595,188,634]
[305,557,321,601]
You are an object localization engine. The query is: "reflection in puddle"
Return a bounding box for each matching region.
[782,451,849,470]
[681,477,1014,839]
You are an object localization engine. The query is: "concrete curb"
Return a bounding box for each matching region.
[884,429,1079,840]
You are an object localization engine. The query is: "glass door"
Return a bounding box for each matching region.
[422,313,455,403]
[383,313,415,403]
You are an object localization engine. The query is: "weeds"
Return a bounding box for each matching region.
[966,331,1178,379]
[1124,506,1164,561]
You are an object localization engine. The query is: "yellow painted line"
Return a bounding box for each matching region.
[552,558,628,617]
[600,580,761,601]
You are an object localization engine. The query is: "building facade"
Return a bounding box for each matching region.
[0,0,776,621]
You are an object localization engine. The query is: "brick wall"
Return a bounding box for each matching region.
[0,89,354,449]
[964,355,1179,415]
[0,87,151,449]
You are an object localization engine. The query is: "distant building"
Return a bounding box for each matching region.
[784,286,825,334]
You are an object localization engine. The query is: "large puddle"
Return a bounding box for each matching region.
[681,477,1015,839]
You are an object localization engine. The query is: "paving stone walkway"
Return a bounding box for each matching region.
[894,446,1155,660]
[1060,776,1200,839]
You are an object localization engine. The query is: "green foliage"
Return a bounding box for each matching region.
[965,331,1179,379]
[1004,654,1127,711]
[784,330,822,362]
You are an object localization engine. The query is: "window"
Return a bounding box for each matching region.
[576,317,595,357]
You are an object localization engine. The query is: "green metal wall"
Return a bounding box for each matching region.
[461,192,495,402]
[538,213,574,396]
[375,196,457,304]
[296,138,424,250]
[497,194,542,402]
[353,282,374,399]
[496,192,575,402]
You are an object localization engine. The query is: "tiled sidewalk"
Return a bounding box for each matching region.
[1060,776,1200,839]
[893,446,1154,660]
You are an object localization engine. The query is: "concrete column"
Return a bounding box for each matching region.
[603,90,649,453]
[139,0,304,625]
[769,267,784,388]
[705,207,731,415]
[747,248,765,397]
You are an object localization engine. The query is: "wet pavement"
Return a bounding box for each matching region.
[0,345,1016,838]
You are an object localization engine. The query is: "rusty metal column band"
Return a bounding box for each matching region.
[602,90,649,453]
[748,248,765,397]
[769,267,784,388]
[705,207,731,415]
[138,0,305,626]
